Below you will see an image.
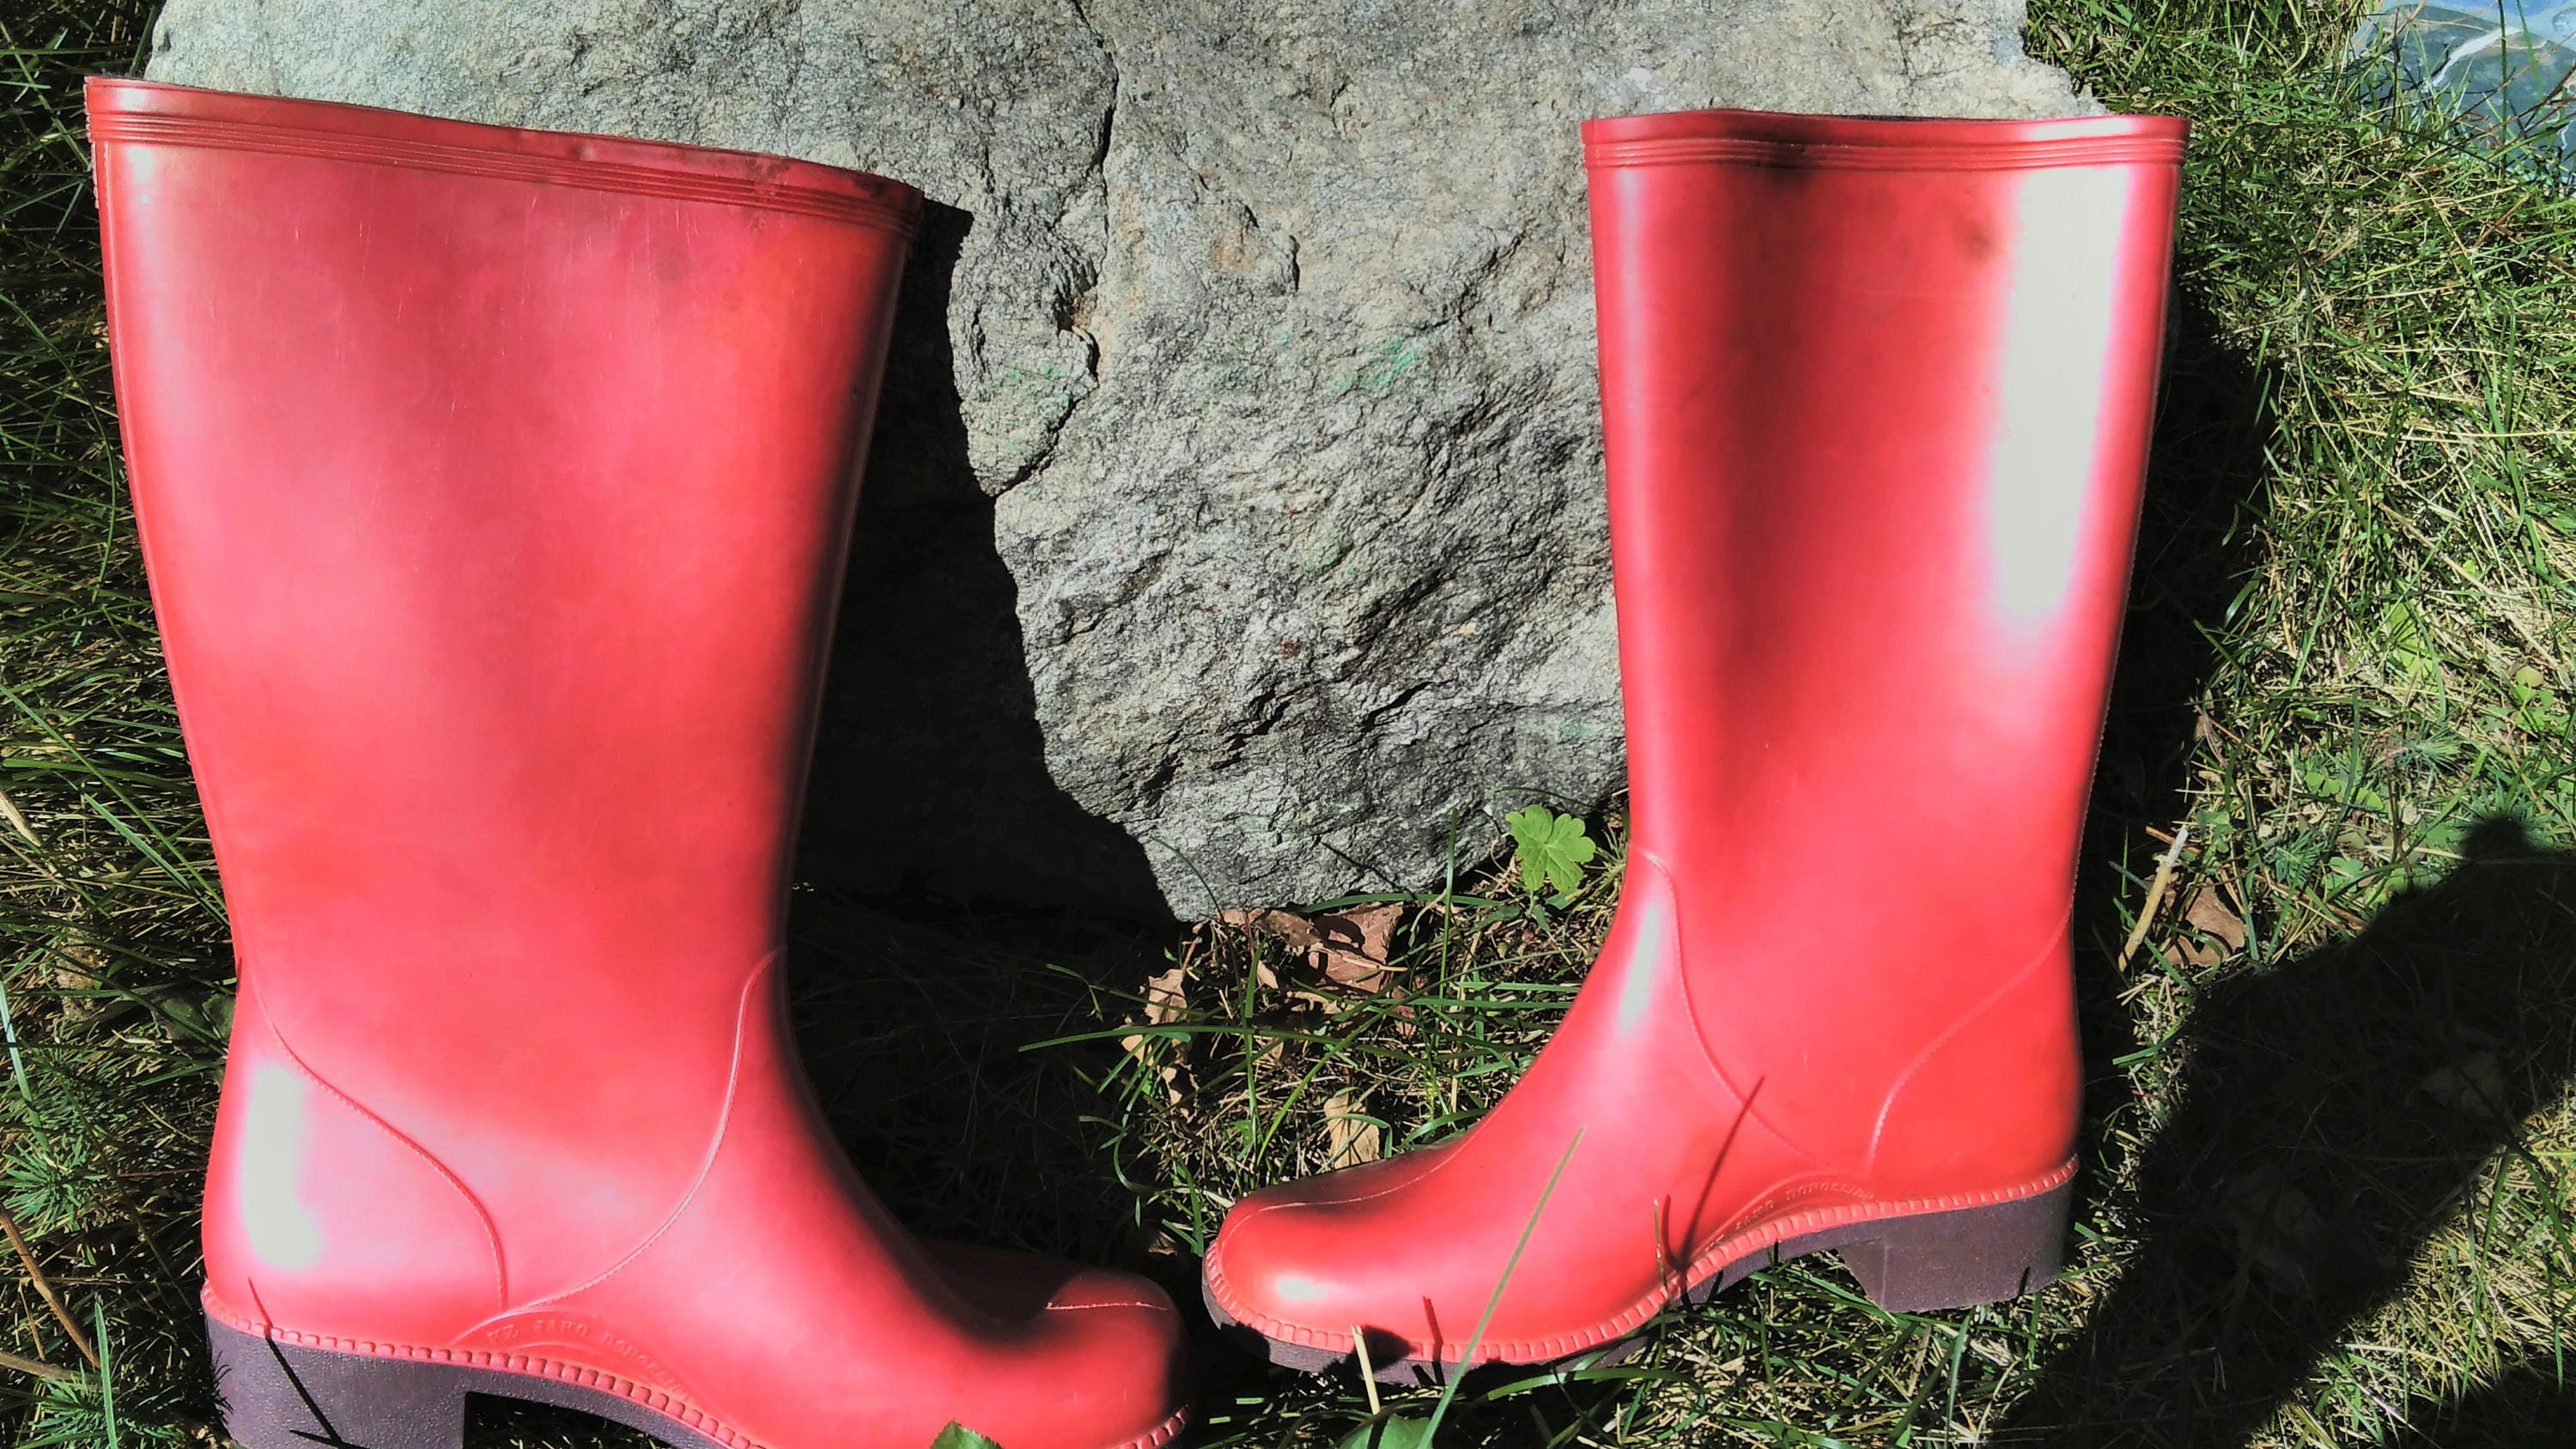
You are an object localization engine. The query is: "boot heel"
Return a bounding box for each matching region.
[208,1315,469,1449]
[1838,1180,2073,1313]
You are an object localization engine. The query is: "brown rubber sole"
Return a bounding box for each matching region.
[1205,1179,2075,1385]
[208,1317,730,1449]
[207,1316,1188,1449]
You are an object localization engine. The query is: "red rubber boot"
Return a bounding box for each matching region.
[91,79,1185,1449]
[1205,107,2187,1379]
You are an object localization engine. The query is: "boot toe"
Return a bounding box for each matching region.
[1037,1276,1188,1449]
[1205,1190,1370,1349]
[925,1241,1189,1449]
[1205,1149,1462,1355]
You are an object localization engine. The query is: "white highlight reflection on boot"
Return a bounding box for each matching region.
[239,1061,325,1270]
[1982,167,2132,634]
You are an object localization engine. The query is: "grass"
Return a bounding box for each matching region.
[2,0,2572,1446]
[1,3,222,1446]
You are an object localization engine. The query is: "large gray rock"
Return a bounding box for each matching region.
[147,1,2091,918]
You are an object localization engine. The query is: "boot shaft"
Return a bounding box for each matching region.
[91,78,919,1311]
[1583,110,2184,1181]
[1586,109,2184,912]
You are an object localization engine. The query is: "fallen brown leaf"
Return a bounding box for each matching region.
[1318,948,1404,997]
[1119,963,1189,1105]
[1321,1089,1382,1167]
[2420,1050,2509,1120]
[1219,906,1321,954]
[1142,964,1186,1024]
[2183,885,2249,951]
[1315,902,1401,961]
[2220,1162,2325,1300]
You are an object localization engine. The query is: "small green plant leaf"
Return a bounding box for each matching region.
[2378,600,2441,687]
[1338,1416,1433,1449]
[929,1424,1005,1449]
[2323,854,2379,904]
[1505,806,1595,900]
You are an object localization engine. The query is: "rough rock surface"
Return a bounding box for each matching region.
[148,1,2093,917]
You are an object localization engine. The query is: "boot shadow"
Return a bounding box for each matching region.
[2071,282,2280,1092]
[798,197,1168,922]
[784,894,1177,1267]
[2386,1367,2576,1448]
[2005,817,2576,1446]
[783,199,1182,1267]
[2033,223,2576,1444]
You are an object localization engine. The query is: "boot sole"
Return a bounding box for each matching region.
[207,1315,1188,1449]
[1204,1177,2073,1384]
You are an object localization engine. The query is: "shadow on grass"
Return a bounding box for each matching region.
[2388,1364,2576,1448]
[2007,817,2576,1446]
[2035,257,2576,1445]
[2064,274,2280,1237]
[784,893,1176,1267]
[783,198,1183,1270]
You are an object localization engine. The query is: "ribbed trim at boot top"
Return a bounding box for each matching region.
[86,77,923,236]
[1583,107,2187,173]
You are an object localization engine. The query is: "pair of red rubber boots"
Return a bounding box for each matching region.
[89,77,2183,1449]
